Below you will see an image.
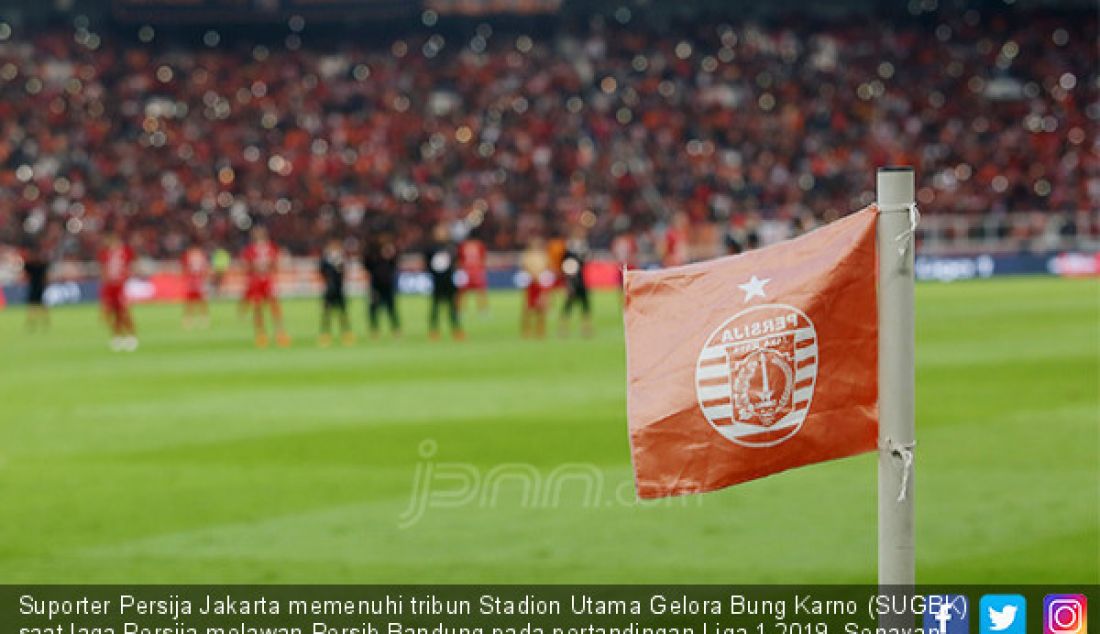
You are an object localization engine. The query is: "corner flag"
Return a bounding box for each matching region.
[623,206,880,499]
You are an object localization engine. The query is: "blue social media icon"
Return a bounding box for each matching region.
[925,595,971,634]
[981,595,1027,634]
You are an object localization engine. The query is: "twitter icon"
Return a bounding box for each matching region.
[982,595,1027,634]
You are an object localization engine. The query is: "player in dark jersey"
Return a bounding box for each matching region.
[318,238,353,347]
[22,244,50,332]
[362,232,401,338]
[560,227,593,337]
[424,223,463,341]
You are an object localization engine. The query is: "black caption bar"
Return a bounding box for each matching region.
[5,587,1095,634]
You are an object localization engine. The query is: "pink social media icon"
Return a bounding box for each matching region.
[1044,595,1088,634]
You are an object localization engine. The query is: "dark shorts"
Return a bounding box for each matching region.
[27,284,45,305]
[371,285,396,302]
[563,280,590,315]
[323,293,347,310]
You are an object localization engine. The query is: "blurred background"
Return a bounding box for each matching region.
[0,0,1096,281]
[0,0,1095,585]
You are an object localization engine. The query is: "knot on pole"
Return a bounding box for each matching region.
[893,203,921,260]
[884,437,916,502]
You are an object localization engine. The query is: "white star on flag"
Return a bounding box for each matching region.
[738,275,770,302]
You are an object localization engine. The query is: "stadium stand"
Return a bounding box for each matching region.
[0,4,1095,260]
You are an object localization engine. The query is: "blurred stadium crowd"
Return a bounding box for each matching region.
[0,5,1096,259]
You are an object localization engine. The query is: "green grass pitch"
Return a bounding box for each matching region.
[0,277,1096,583]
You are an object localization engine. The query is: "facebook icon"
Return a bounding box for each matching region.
[924,595,971,634]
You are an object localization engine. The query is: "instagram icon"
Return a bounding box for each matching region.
[1045,595,1088,634]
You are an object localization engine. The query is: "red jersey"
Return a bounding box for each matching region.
[241,241,279,281]
[663,228,689,267]
[182,248,209,300]
[182,248,209,279]
[612,234,637,269]
[459,240,487,272]
[99,245,134,285]
[241,241,279,302]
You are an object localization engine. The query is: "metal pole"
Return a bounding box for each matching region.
[876,166,916,585]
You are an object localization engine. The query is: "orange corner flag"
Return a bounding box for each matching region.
[624,206,880,499]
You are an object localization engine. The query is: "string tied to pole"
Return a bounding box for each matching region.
[879,202,921,259]
[884,437,916,502]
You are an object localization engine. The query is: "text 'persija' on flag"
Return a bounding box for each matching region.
[624,206,880,499]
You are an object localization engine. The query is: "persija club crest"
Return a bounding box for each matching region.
[695,304,818,447]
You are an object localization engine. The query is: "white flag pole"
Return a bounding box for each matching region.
[876,166,916,585]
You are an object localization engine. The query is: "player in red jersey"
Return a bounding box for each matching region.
[98,232,138,352]
[180,241,210,330]
[660,212,691,268]
[458,236,489,314]
[611,230,638,272]
[520,236,553,339]
[240,226,290,348]
[611,229,638,305]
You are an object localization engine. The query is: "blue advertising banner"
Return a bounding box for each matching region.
[914,251,1099,282]
[2,280,101,308]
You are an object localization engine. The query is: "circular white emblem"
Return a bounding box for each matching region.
[430,251,452,273]
[695,303,818,447]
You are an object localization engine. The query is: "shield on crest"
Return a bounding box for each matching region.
[695,304,818,447]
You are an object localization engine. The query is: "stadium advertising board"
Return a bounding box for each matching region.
[1,280,101,308]
[1,254,1096,308]
[913,251,1100,283]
